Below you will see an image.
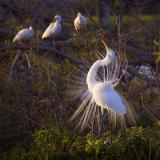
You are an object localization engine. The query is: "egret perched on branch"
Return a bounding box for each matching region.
[69,41,135,131]
[12,26,35,70]
[42,15,62,47]
[74,12,88,31]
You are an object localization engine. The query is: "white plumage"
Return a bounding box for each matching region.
[13,26,34,43]
[42,15,62,40]
[74,12,88,31]
[69,42,135,130]
[86,48,126,115]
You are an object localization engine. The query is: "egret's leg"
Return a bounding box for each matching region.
[36,32,40,52]
[84,29,88,46]
[52,39,58,61]
[9,50,21,81]
[109,114,113,143]
[52,39,55,49]
[24,52,31,68]
[120,117,126,139]
[101,107,104,116]
[97,107,101,134]
[23,41,32,68]
[29,41,32,55]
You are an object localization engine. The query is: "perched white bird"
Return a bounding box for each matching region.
[42,15,62,40]
[13,26,35,43]
[12,26,34,70]
[74,12,88,31]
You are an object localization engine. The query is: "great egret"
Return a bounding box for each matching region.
[12,26,35,75]
[86,43,126,114]
[74,12,88,31]
[69,42,135,131]
[42,15,62,47]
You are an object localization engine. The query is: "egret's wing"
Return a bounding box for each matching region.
[82,16,88,26]
[103,89,126,115]
[74,17,80,30]
[74,18,77,28]
[53,22,61,36]
[42,23,54,39]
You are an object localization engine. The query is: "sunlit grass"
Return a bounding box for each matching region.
[92,15,160,24]
[122,15,160,23]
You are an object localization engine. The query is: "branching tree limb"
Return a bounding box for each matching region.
[0,43,156,66]
[0,44,83,65]
[0,42,156,67]
[126,83,154,99]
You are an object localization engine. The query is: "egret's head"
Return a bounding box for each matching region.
[29,26,33,30]
[107,48,116,61]
[101,49,116,65]
[101,41,116,65]
[54,15,62,22]
[78,12,82,17]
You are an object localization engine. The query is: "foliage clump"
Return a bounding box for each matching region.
[1,126,159,160]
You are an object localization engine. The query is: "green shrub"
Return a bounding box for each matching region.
[2,126,160,160]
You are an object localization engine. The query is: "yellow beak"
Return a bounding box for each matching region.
[101,40,110,53]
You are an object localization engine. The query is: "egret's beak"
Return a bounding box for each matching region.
[101,40,110,55]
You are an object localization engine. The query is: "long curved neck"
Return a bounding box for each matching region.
[86,60,102,92]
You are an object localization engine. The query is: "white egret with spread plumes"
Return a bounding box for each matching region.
[11,26,35,77]
[74,12,88,31]
[69,41,135,131]
[42,15,62,47]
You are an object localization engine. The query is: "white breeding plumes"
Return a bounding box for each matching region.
[13,26,35,43]
[69,42,135,131]
[42,15,62,39]
[74,12,88,31]
[86,48,126,115]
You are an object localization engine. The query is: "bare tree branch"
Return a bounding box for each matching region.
[0,44,83,65]
[126,83,154,99]
[0,41,157,69]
